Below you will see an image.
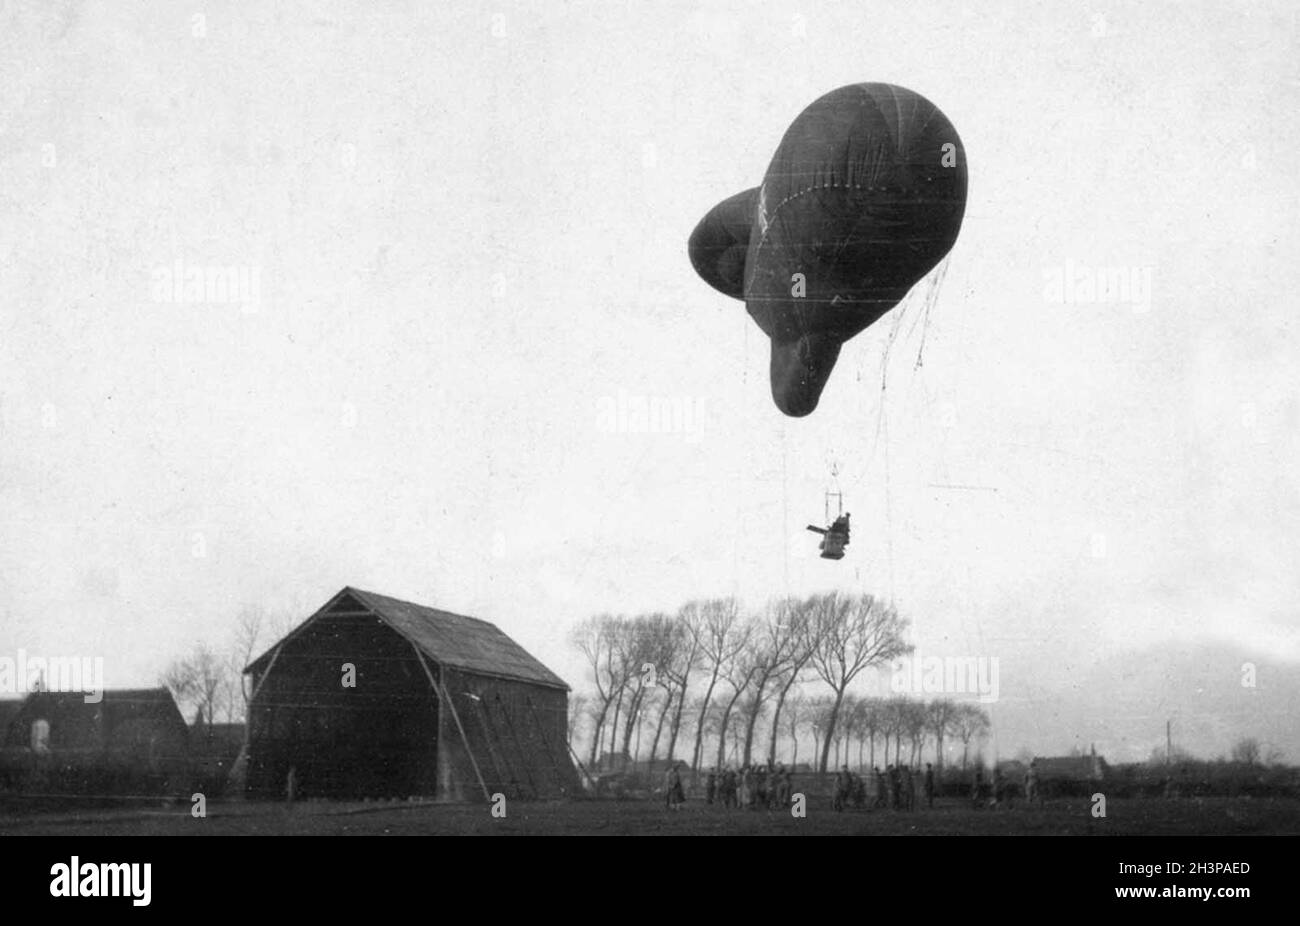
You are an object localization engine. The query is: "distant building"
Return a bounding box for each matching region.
[996,759,1028,779]
[0,699,22,789]
[0,688,189,794]
[1031,744,1108,795]
[0,699,22,740]
[243,587,579,801]
[595,750,634,773]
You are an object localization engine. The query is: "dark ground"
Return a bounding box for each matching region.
[3,795,1299,835]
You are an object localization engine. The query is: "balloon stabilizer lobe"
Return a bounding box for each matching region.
[688,83,968,417]
[770,333,841,418]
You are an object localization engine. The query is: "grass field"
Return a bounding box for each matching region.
[3,795,1299,836]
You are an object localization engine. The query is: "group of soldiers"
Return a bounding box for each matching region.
[832,763,936,811]
[703,762,796,810]
[970,759,1042,808]
[674,758,1045,812]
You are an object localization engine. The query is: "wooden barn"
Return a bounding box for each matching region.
[243,587,578,802]
[0,688,189,794]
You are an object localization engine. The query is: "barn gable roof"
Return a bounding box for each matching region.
[20,686,183,717]
[21,688,180,711]
[246,587,569,691]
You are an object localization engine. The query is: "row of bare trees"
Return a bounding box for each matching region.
[795,693,991,772]
[567,591,988,774]
[160,606,292,726]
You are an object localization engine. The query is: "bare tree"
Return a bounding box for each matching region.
[217,604,268,724]
[569,614,624,768]
[1230,737,1261,766]
[616,612,676,757]
[880,696,908,765]
[584,698,608,764]
[645,686,675,767]
[783,690,807,767]
[904,699,929,765]
[845,695,884,770]
[161,642,226,728]
[951,703,991,770]
[734,689,770,765]
[926,698,959,771]
[808,591,913,772]
[736,595,816,766]
[689,597,745,770]
[859,697,884,769]
[691,695,723,768]
[567,693,589,745]
[662,600,704,762]
[807,695,835,769]
[840,694,864,768]
[713,618,760,770]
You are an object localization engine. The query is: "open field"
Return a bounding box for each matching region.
[3,796,1299,836]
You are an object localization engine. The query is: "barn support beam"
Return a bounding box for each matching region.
[234,642,285,799]
[471,695,515,798]
[248,643,283,705]
[495,695,537,798]
[567,742,594,790]
[413,647,490,802]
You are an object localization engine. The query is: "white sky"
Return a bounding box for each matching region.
[1,0,1297,762]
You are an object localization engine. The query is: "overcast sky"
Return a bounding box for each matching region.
[2,1,1297,763]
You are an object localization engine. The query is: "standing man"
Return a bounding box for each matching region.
[771,762,789,809]
[833,765,850,812]
[670,761,688,811]
[923,762,936,809]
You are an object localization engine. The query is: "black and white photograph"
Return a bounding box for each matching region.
[1,0,1296,904]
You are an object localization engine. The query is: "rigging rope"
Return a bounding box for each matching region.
[859,257,952,599]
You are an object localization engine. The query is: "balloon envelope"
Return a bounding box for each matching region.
[689,83,968,416]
